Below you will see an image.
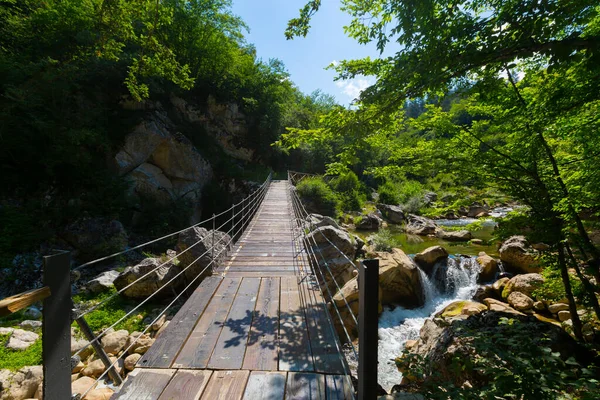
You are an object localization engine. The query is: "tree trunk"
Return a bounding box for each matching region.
[565,243,600,321]
[557,243,583,340]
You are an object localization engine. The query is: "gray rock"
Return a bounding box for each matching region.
[23,307,42,320]
[62,218,128,262]
[176,227,232,281]
[548,303,569,314]
[414,246,448,272]
[5,329,39,351]
[499,236,541,274]
[405,214,437,236]
[19,320,42,330]
[435,229,472,242]
[113,258,183,299]
[116,111,213,207]
[423,192,438,205]
[87,270,120,294]
[308,214,340,229]
[356,213,383,230]
[377,204,405,223]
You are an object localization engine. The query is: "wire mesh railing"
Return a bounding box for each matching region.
[287,171,379,400]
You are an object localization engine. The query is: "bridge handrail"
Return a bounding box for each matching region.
[0,173,272,399]
[73,173,273,272]
[70,173,272,399]
[288,170,380,400]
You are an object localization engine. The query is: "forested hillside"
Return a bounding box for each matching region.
[0,0,334,287]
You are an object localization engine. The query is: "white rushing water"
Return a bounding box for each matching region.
[377,257,481,391]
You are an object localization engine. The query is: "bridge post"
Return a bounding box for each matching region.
[232,202,235,240]
[358,259,379,400]
[42,251,72,400]
[211,213,216,263]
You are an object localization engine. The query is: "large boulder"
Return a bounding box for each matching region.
[176,227,232,281]
[507,291,534,311]
[476,252,498,282]
[115,111,213,208]
[467,204,489,218]
[0,366,42,400]
[398,311,590,389]
[62,218,127,262]
[87,270,120,294]
[499,236,541,274]
[113,258,183,299]
[414,246,448,273]
[5,329,39,351]
[501,273,545,299]
[377,249,424,307]
[356,213,383,230]
[377,204,405,224]
[305,226,357,293]
[307,214,340,229]
[405,215,437,236]
[435,229,472,242]
[100,329,129,355]
[436,300,487,318]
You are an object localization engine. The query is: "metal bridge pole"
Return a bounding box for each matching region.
[75,316,123,386]
[211,213,216,263]
[232,203,235,240]
[358,259,379,400]
[42,251,72,400]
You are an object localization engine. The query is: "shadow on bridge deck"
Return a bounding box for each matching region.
[111,181,352,399]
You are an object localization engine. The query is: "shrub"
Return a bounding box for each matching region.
[403,195,424,214]
[378,182,401,205]
[329,171,365,211]
[370,229,400,252]
[296,177,340,217]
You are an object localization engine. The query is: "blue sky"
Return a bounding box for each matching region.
[231,0,395,105]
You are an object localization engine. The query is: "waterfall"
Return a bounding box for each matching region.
[377,256,481,392]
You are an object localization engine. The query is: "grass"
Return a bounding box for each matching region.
[72,288,156,334]
[0,334,43,371]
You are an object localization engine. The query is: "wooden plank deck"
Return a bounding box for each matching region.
[112,181,351,400]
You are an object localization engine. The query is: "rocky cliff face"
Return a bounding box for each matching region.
[115,94,257,222]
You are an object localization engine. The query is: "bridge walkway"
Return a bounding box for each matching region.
[112,181,352,399]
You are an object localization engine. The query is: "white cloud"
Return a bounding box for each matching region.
[335,78,372,100]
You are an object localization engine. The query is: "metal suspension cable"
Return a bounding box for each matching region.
[77,250,225,399]
[74,174,271,271]
[72,232,230,358]
[289,180,359,272]
[288,181,359,362]
[288,183,357,400]
[76,177,270,318]
[290,187,359,326]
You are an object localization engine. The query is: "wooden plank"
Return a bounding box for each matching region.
[139,277,223,368]
[223,271,296,278]
[279,276,313,372]
[285,372,326,400]
[0,287,51,317]
[200,370,250,400]
[299,276,346,374]
[242,371,286,400]
[112,368,175,400]
[243,278,280,371]
[325,375,353,400]
[173,278,242,368]
[208,278,261,369]
[225,266,296,272]
[157,370,212,400]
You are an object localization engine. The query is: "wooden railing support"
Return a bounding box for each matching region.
[42,251,72,400]
[358,259,379,400]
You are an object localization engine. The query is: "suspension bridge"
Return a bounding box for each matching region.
[0,173,380,400]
